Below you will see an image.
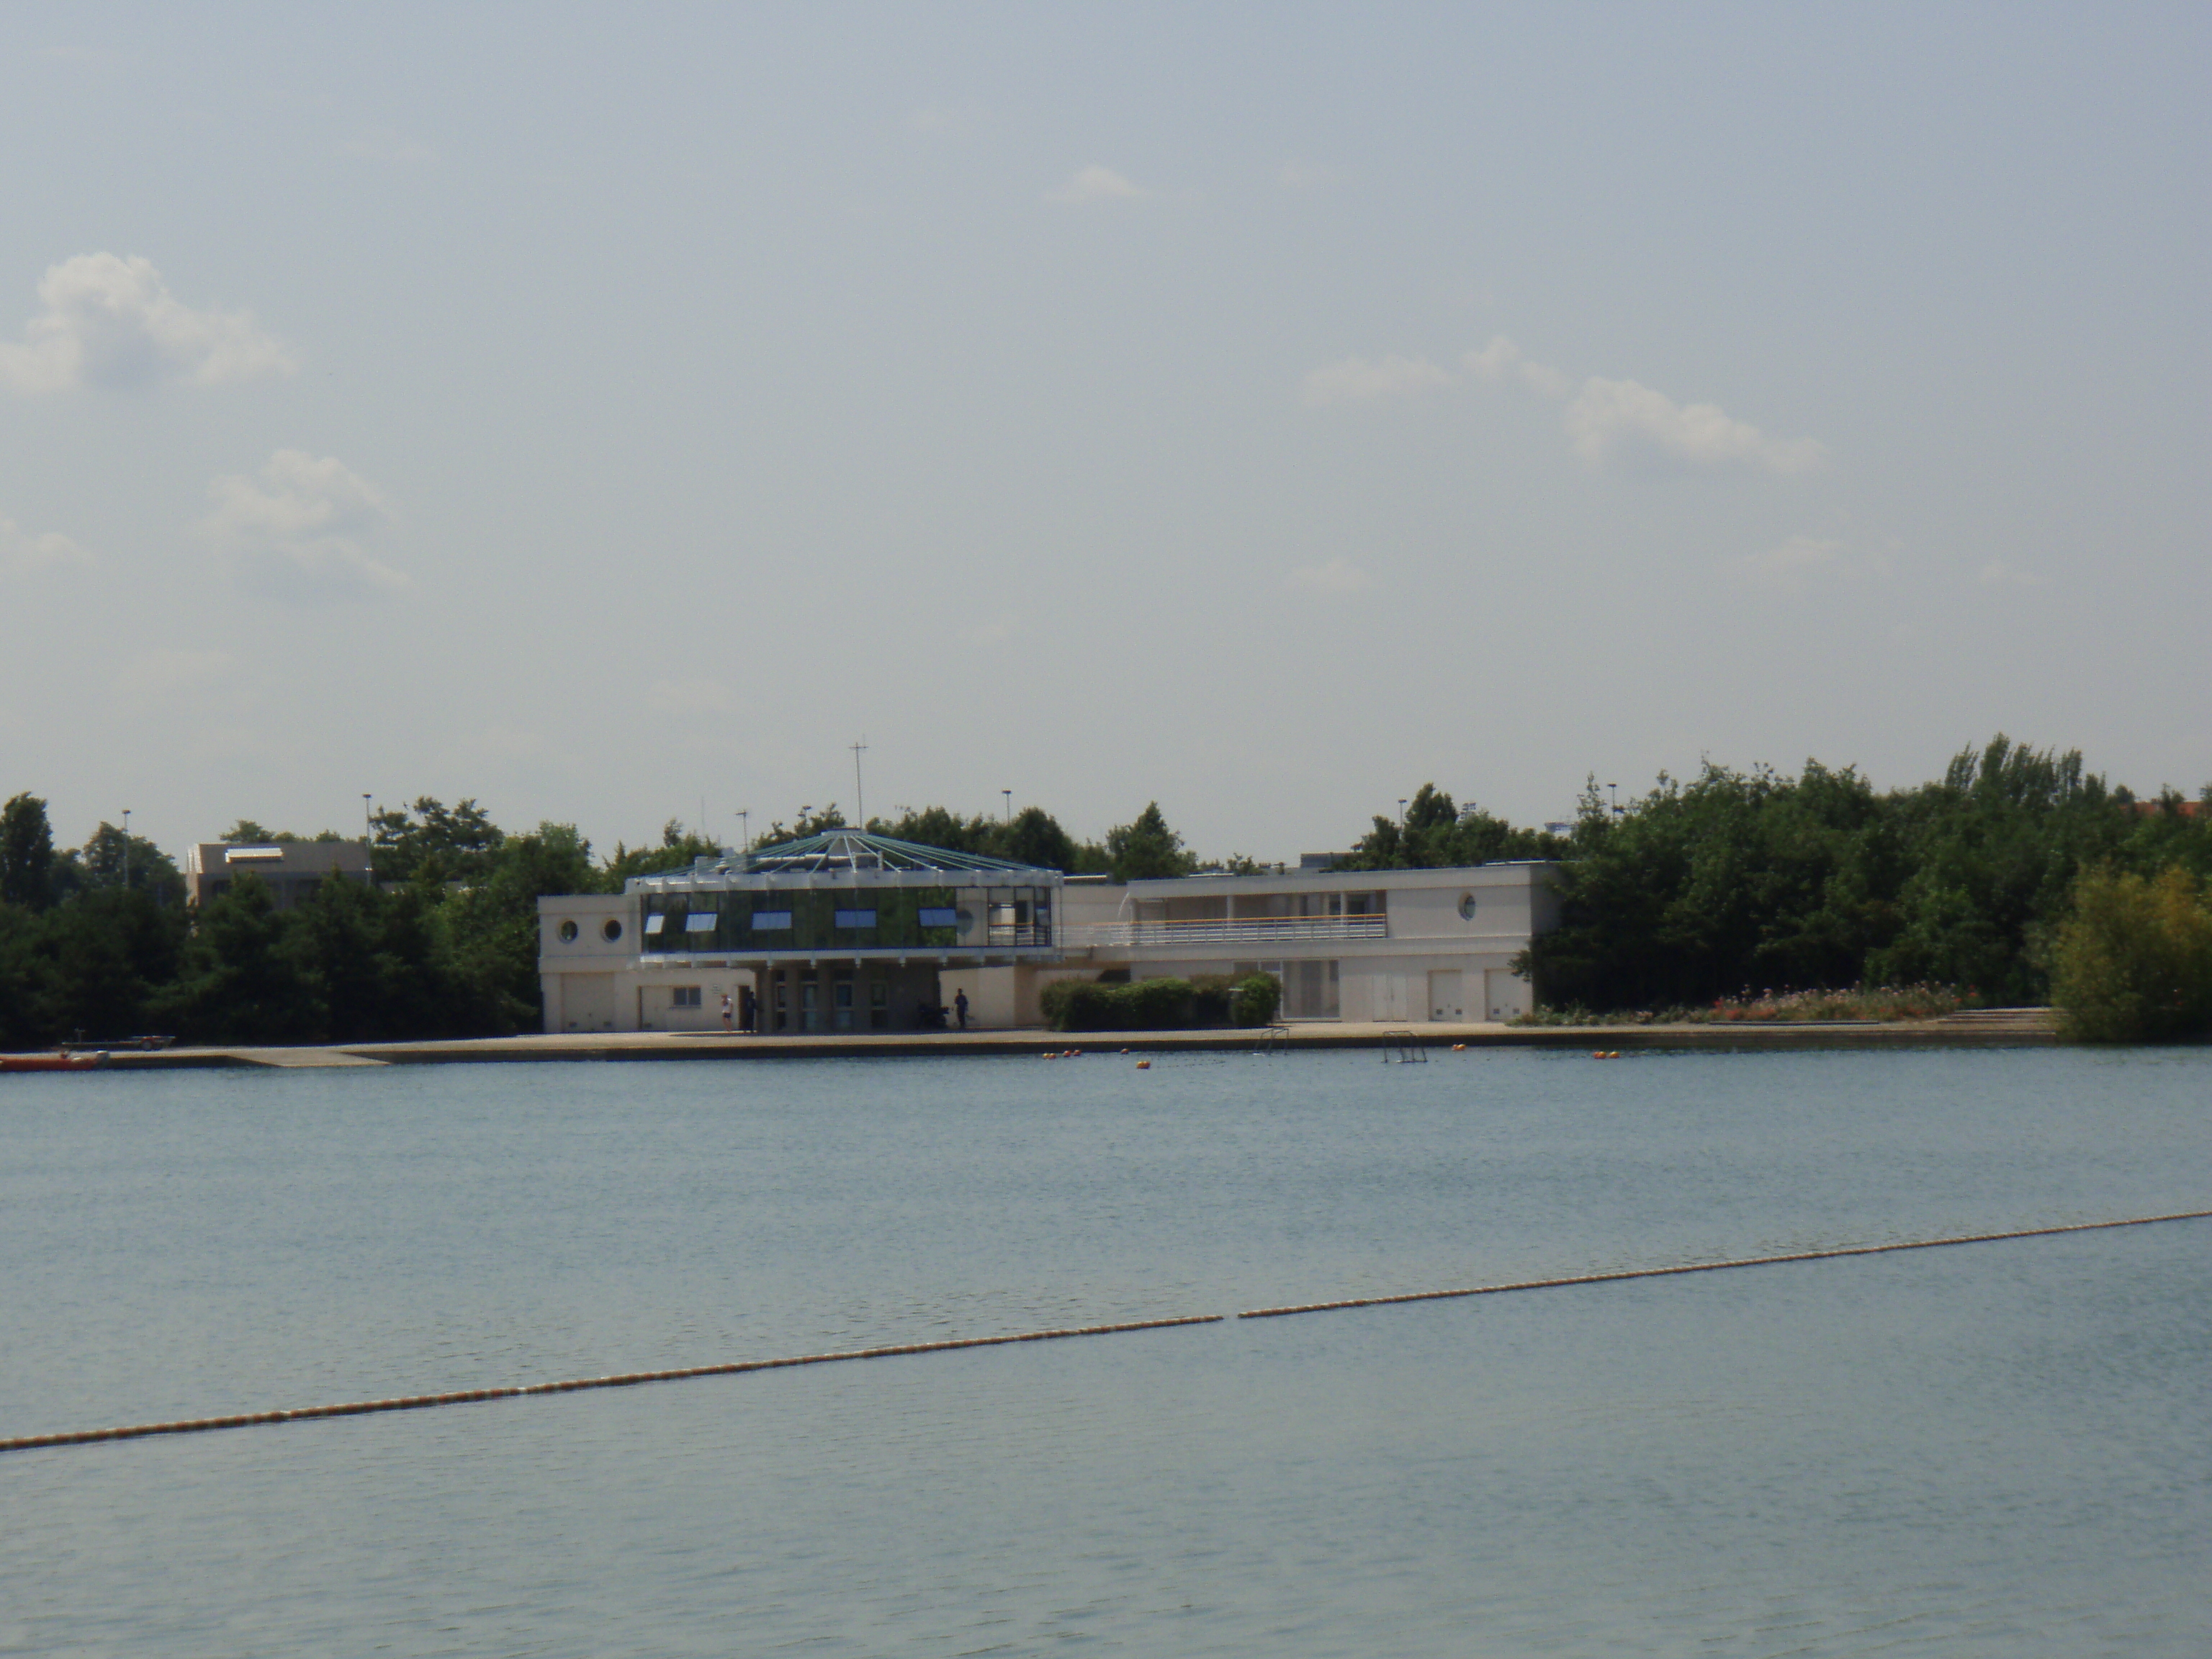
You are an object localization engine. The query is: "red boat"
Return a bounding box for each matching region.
[0,1051,107,1072]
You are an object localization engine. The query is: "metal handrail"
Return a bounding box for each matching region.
[1066,916,1386,947]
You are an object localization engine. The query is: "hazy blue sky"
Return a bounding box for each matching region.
[4,4,2206,863]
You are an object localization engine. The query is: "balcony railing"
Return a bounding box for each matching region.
[1066,915,1387,948]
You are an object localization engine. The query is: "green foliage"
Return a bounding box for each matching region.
[219,820,351,845]
[1519,737,2212,1014]
[2049,865,2212,1043]
[53,822,181,904]
[369,797,504,884]
[1040,972,1280,1031]
[604,819,721,884]
[1338,783,1570,872]
[865,804,1097,873]
[1,792,55,911]
[761,803,848,842]
[1105,802,1195,882]
[153,873,318,1044]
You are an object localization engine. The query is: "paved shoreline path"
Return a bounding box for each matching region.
[2,1010,2058,1071]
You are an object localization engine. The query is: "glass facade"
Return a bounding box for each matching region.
[637,884,1058,956]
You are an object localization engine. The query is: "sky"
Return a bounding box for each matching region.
[3,3,2207,865]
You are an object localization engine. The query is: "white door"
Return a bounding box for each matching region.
[1373,974,1407,1021]
[1484,968,1529,1022]
[1427,970,1463,1022]
[563,973,616,1033]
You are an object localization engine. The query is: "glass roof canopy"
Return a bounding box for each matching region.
[626,830,1061,894]
[629,832,1062,961]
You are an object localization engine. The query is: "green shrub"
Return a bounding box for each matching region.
[2050,865,2212,1043]
[1040,972,1281,1032]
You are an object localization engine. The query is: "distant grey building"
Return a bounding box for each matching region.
[182,841,374,911]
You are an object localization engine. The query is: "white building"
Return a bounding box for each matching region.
[538,830,1558,1034]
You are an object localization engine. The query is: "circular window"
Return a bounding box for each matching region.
[557,920,579,943]
[602,918,624,943]
[1458,893,1478,921]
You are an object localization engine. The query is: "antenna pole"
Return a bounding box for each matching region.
[850,737,869,829]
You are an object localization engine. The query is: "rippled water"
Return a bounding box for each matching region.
[4,1046,2208,1655]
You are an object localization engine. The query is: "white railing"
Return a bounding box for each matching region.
[1066,916,1386,948]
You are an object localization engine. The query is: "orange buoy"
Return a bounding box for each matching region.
[1136,1058,1151,1070]
[1451,1043,1465,1052]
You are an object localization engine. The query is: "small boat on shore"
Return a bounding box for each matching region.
[1,1051,108,1072]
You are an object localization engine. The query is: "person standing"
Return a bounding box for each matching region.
[719,991,734,1033]
[954,988,970,1031]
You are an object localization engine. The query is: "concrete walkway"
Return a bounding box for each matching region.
[25,1010,2055,1071]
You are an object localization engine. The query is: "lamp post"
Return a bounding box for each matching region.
[1002,789,1012,826]
[1398,798,1408,830]
[1609,783,1620,818]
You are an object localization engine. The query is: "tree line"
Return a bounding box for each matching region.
[6,736,2211,1047]
[1516,737,2212,1028]
[0,792,1215,1047]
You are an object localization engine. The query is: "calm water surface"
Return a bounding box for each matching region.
[2,1046,2208,1654]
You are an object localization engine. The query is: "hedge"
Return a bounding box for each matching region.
[1040,972,1282,1032]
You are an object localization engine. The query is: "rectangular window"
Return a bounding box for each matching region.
[750,910,793,930]
[672,986,701,1008]
[917,907,958,929]
[685,912,717,933]
[833,909,876,930]
[644,912,666,935]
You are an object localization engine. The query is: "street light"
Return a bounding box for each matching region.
[1609,783,1620,817]
[1398,798,1408,830]
[1002,789,1012,826]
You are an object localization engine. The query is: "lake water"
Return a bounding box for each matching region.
[3,1046,2208,1655]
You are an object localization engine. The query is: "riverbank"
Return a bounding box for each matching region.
[6,1009,2056,1070]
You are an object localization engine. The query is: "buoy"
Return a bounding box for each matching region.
[1451,1043,1465,1052]
[1136,1058,1151,1070]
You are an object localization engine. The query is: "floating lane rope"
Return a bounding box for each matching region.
[0,1314,1221,1456]
[1236,1208,2212,1320]
[11,1208,2209,1455]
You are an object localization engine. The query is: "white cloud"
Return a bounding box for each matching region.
[1463,336,1571,399]
[1301,354,1452,407]
[199,450,408,599]
[0,253,295,392]
[0,515,91,576]
[1046,164,1149,204]
[113,648,235,710]
[1286,557,1372,594]
[1979,558,2049,588]
[1563,377,1825,475]
[1464,333,1827,473]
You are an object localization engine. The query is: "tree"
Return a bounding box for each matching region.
[0,792,55,911]
[54,823,182,904]
[1337,783,1568,871]
[371,797,504,884]
[603,819,725,884]
[153,873,318,1043]
[999,806,1082,873]
[220,819,278,843]
[1105,803,1195,882]
[2049,865,2212,1042]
